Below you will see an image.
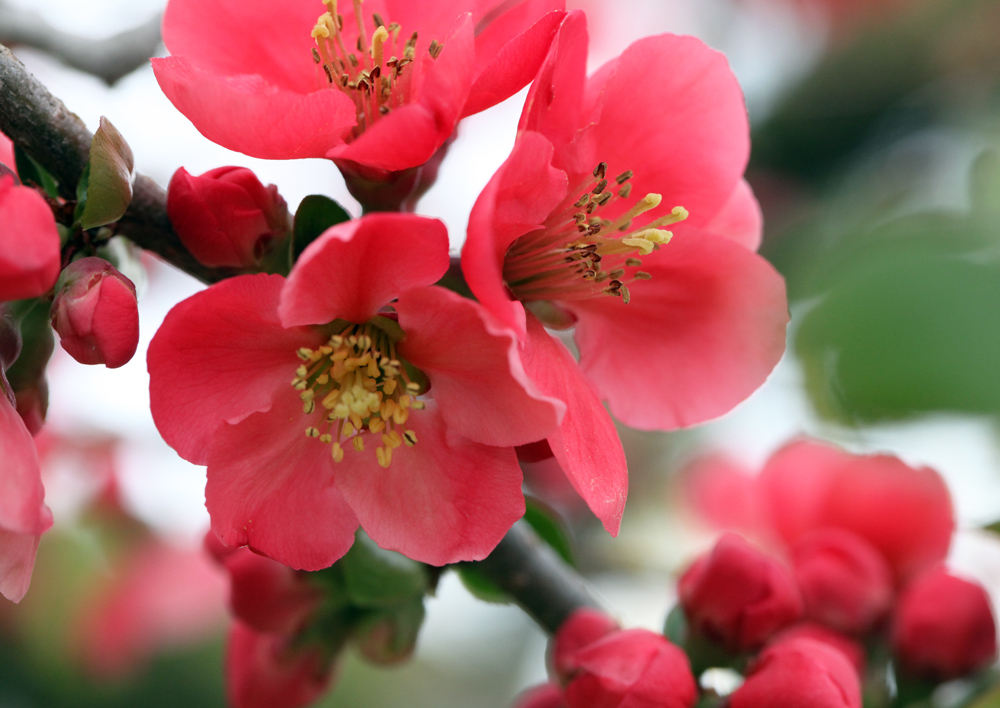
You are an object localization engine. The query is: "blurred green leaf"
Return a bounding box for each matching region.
[523,497,574,567]
[292,195,351,261]
[353,596,426,665]
[454,565,510,605]
[14,145,59,198]
[78,117,135,230]
[340,532,428,608]
[663,604,688,646]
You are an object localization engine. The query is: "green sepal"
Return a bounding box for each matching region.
[523,497,575,567]
[454,564,510,605]
[340,532,428,608]
[663,604,688,646]
[13,145,59,198]
[76,117,135,230]
[292,194,352,263]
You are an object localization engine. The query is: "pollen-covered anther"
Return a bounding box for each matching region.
[501,162,688,307]
[291,321,426,467]
[309,0,440,135]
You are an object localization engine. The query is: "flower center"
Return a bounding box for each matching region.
[310,0,443,139]
[291,317,426,468]
[502,162,688,306]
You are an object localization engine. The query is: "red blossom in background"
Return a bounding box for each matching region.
[167,166,289,269]
[152,0,565,174]
[148,213,563,570]
[462,13,788,536]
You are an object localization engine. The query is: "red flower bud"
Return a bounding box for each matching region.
[0,175,61,302]
[791,529,893,635]
[678,533,803,652]
[729,636,861,708]
[771,623,866,675]
[167,166,288,268]
[226,622,335,708]
[892,567,998,680]
[512,683,564,708]
[551,608,621,682]
[50,257,138,369]
[561,629,697,708]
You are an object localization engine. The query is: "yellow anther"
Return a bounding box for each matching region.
[322,390,340,409]
[392,406,409,425]
[343,421,356,437]
[352,436,365,452]
[376,446,391,468]
[331,442,345,462]
[320,433,332,443]
[403,430,417,446]
[305,427,320,438]
[369,417,385,434]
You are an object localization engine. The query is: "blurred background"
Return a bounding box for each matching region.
[2,0,1000,705]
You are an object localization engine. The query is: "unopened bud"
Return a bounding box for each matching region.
[51,257,138,369]
[167,166,289,268]
[0,175,61,301]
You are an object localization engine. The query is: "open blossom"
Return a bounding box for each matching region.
[148,213,562,570]
[152,0,565,174]
[461,13,787,535]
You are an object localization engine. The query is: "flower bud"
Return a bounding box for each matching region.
[729,636,861,708]
[678,533,803,653]
[226,622,335,708]
[511,683,564,708]
[892,567,997,680]
[551,608,620,682]
[791,529,893,635]
[560,629,697,708]
[0,175,61,302]
[352,597,425,665]
[50,257,138,369]
[167,166,289,268]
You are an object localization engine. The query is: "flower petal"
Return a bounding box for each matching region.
[148,274,322,465]
[152,57,356,160]
[0,176,62,302]
[395,285,564,447]
[463,130,569,335]
[0,394,48,535]
[279,214,450,327]
[521,317,626,535]
[332,403,524,565]
[708,179,763,251]
[569,227,788,430]
[0,527,43,603]
[206,392,359,571]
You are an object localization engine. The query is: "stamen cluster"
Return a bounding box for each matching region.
[292,320,424,468]
[311,0,443,138]
[503,162,687,305]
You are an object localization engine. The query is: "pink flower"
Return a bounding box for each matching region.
[227,621,335,708]
[791,529,893,635]
[551,608,620,681]
[148,213,562,570]
[512,683,565,708]
[560,628,697,708]
[167,166,289,268]
[152,0,565,173]
[0,392,52,603]
[0,174,61,303]
[892,566,998,680]
[678,533,803,653]
[50,257,140,369]
[729,636,862,708]
[461,14,787,535]
[758,439,954,583]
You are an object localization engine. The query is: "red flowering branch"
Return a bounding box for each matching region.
[469,522,601,634]
[0,43,236,284]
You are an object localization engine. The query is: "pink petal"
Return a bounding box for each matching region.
[227,622,334,708]
[518,11,589,155]
[206,392,359,571]
[148,274,323,465]
[395,285,563,447]
[579,34,750,231]
[152,57,356,160]
[462,130,569,335]
[520,317,626,535]
[462,0,566,117]
[332,403,524,565]
[0,131,13,170]
[384,0,476,40]
[279,214,450,327]
[0,176,62,302]
[707,179,763,251]
[327,14,476,172]
[569,227,788,430]
[0,394,48,535]
[0,527,43,603]
[161,0,320,94]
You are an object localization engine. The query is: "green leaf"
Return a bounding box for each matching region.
[663,604,688,646]
[984,520,1000,537]
[78,117,135,230]
[292,194,351,262]
[454,564,510,605]
[340,532,428,608]
[523,497,575,566]
[13,145,58,198]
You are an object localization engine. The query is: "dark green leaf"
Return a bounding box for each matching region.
[454,564,510,605]
[340,532,428,607]
[663,604,688,646]
[13,145,58,198]
[78,117,135,230]
[983,520,1000,537]
[523,497,575,566]
[292,194,351,261]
